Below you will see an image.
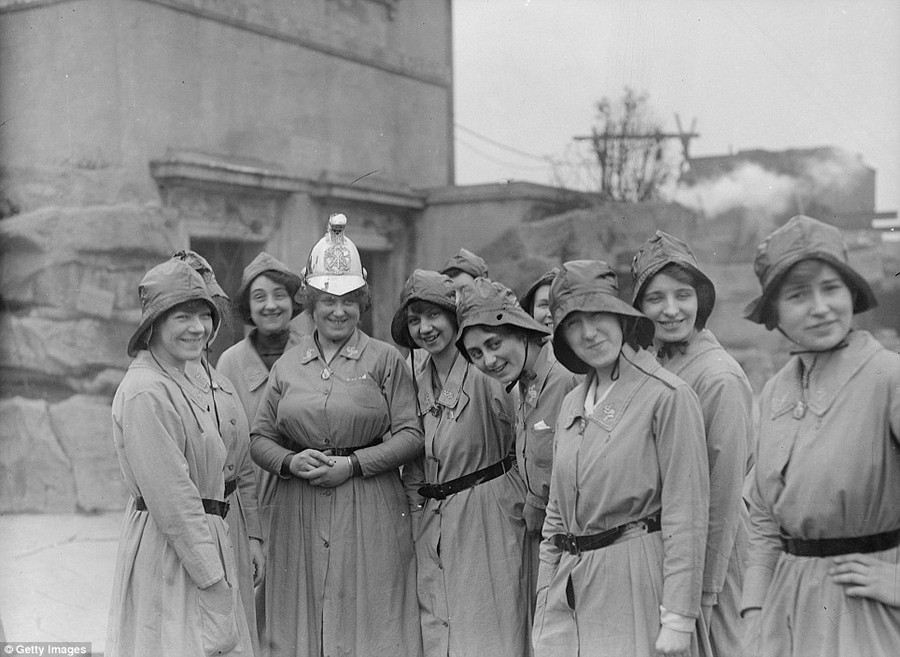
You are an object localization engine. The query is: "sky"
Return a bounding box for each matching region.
[452,0,900,212]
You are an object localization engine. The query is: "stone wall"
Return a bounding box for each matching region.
[0,0,451,512]
[0,204,182,511]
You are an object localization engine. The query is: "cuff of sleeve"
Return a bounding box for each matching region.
[279,453,295,479]
[659,606,696,634]
[525,492,547,510]
[701,591,719,608]
[742,564,775,610]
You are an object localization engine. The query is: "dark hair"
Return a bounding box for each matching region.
[145,299,217,350]
[765,258,857,327]
[640,262,715,330]
[407,299,458,331]
[236,270,303,325]
[300,283,372,313]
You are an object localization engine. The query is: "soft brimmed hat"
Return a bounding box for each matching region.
[390,270,457,350]
[170,250,229,300]
[550,260,654,374]
[236,252,303,306]
[127,259,220,357]
[744,214,877,329]
[631,231,716,328]
[303,213,367,296]
[520,267,560,315]
[455,277,551,361]
[439,248,488,279]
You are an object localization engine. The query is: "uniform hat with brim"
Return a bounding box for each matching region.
[236,252,303,305]
[170,250,229,301]
[439,248,489,279]
[550,260,654,374]
[630,231,716,327]
[455,277,550,361]
[127,259,221,357]
[744,214,877,329]
[520,267,560,315]
[304,213,367,296]
[391,270,457,350]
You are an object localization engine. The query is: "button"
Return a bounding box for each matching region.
[433,509,440,514]
[230,418,236,425]
[324,541,330,548]
[324,490,332,497]
[441,621,449,627]
[227,465,235,471]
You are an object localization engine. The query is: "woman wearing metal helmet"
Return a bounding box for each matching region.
[392,270,527,657]
[250,215,424,657]
[631,232,753,657]
[532,260,709,657]
[106,259,253,656]
[456,277,579,630]
[741,215,900,656]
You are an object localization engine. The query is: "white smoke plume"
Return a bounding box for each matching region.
[673,162,798,218]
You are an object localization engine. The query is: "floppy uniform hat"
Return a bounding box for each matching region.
[170,250,229,301]
[744,214,876,330]
[235,251,303,317]
[630,231,716,328]
[127,259,221,357]
[390,270,457,350]
[303,213,367,296]
[550,260,655,374]
[439,248,489,279]
[520,267,560,316]
[454,277,550,361]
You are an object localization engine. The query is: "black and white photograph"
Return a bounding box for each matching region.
[1,1,898,655]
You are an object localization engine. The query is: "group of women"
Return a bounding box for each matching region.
[106,212,900,657]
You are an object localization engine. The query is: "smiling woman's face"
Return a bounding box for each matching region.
[462,326,527,385]
[774,260,853,351]
[560,311,623,375]
[312,293,360,345]
[150,300,214,369]
[249,274,293,335]
[406,301,456,357]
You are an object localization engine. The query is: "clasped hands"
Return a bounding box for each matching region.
[287,449,353,488]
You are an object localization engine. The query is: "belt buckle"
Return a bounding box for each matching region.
[563,532,580,556]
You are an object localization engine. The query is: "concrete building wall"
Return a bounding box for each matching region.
[0,0,451,512]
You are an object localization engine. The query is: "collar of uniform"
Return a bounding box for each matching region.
[417,353,471,419]
[657,329,719,375]
[560,345,658,432]
[768,329,879,419]
[185,360,235,395]
[521,341,556,410]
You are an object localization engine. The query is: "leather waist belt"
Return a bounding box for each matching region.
[135,496,229,518]
[328,437,383,457]
[224,479,237,498]
[780,527,900,557]
[419,454,516,500]
[552,512,662,556]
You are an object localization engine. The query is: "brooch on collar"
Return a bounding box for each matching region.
[602,405,616,423]
[420,401,442,418]
[345,346,359,358]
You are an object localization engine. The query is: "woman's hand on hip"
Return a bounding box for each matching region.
[830,553,900,607]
